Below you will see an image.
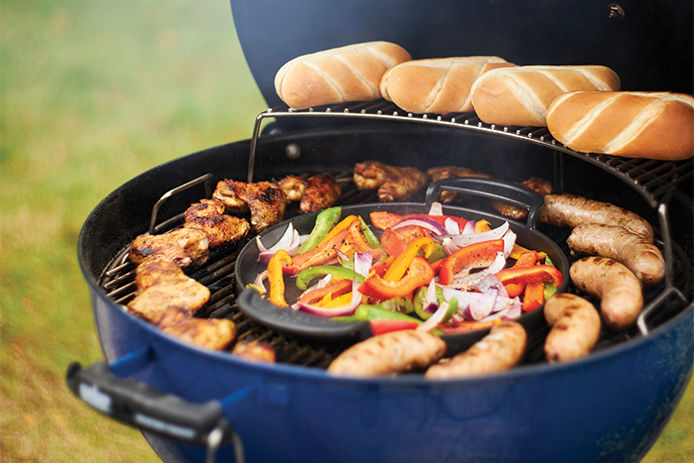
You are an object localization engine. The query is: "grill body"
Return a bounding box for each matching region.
[77,126,693,462]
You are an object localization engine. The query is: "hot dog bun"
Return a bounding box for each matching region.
[274,41,412,109]
[546,91,694,160]
[379,56,514,114]
[470,65,620,127]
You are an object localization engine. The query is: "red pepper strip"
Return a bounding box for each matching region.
[297,278,353,305]
[437,319,502,334]
[268,249,293,307]
[370,257,393,278]
[522,281,545,312]
[391,225,431,248]
[285,228,349,275]
[430,258,445,275]
[438,239,505,286]
[370,211,468,230]
[380,228,405,256]
[384,237,434,282]
[495,265,563,293]
[359,256,434,300]
[505,251,540,297]
[369,319,419,335]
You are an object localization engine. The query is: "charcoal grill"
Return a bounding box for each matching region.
[66,1,693,462]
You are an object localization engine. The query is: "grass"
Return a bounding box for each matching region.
[0,1,691,462]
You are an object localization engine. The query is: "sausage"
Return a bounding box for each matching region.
[567,223,664,285]
[538,194,654,242]
[327,330,446,377]
[425,321,526,379]
[543,293,601,363]
[570,256,643,331]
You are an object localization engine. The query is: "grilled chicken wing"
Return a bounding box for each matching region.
[129,227,209,268]
[156,308,237,350]
[126,277,210,322]
[232,340,277,363]
[353,161,427,201]
[300,174,342,213]
[184,198,251,247]
[134,258,189,291]
[213,180,287,232]
[278,175,308,202]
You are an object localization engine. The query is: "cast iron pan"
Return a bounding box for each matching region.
[235,177,569,354]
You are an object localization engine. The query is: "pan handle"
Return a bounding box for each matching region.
[424,177,545,229]
[237,287,374,342]
[66,349,247,463]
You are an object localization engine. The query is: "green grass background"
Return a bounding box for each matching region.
[0,1,691,461]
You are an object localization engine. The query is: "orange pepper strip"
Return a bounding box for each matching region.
[383,237,434,282]
[475,220,492,233]
[318,215,358,246]
[522,281,545,312]
[268,249,293,307]
[319,292,355,308]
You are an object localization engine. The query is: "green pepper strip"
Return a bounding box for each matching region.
[358,216,383,251]
[294,206,342,255]
[295,265,365,290]
[354,305,422,324]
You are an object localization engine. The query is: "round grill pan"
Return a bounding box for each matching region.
[235,177,570,353]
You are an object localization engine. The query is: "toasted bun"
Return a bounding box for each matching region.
[274,41,412,109]
[379,56,514,113]
[547,91,694,160]
[470,65,621,127]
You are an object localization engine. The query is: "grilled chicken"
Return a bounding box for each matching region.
[299,174,341,213]
[278,175,308,202]
[126,277,210,322]
[157,308,237,350]
[184,198,251,247]
[232,340,277,363]
[213,180,287,232]
[353,161,428,201]
[129,227,209,268]
[134,258,189,291]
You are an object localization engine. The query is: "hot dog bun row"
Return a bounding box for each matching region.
[274,41,693,160]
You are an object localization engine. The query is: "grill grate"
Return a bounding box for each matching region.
[98,167,691,370]
[249,101,693,208]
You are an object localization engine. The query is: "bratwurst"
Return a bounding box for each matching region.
[570,256,643,331]
[567,223,664,285]
[539,194,654,242]
[327,329,446,377]
[425,321,526,379]
[543,293,601,363]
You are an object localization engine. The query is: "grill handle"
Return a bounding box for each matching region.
[66,357,245,463]
[425,177,545,229]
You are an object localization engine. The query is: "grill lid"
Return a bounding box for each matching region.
[230,0,693,108]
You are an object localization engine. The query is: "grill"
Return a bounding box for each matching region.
[96,103,692,371]
[66,1,694,461]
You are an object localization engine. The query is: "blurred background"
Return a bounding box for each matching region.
[0,1,691,461]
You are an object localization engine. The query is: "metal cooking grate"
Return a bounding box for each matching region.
[248,101,694,208]
[98,169,691,370]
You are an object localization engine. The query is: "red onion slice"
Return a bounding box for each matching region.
[444,217,460,235]
[353,252,373,278]
[417,300,451,332]
[256,223,302,262]
[442,287,497,321]
[295,278,362,318]
[391,217,446,236]
[480,297,522,321]
[462,220,476,235]
[450,221,509,247]
[502,230,517,258]
[448,252,507,290]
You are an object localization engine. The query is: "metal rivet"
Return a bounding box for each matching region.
[607,3,625,21]
[285,143,301,160]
